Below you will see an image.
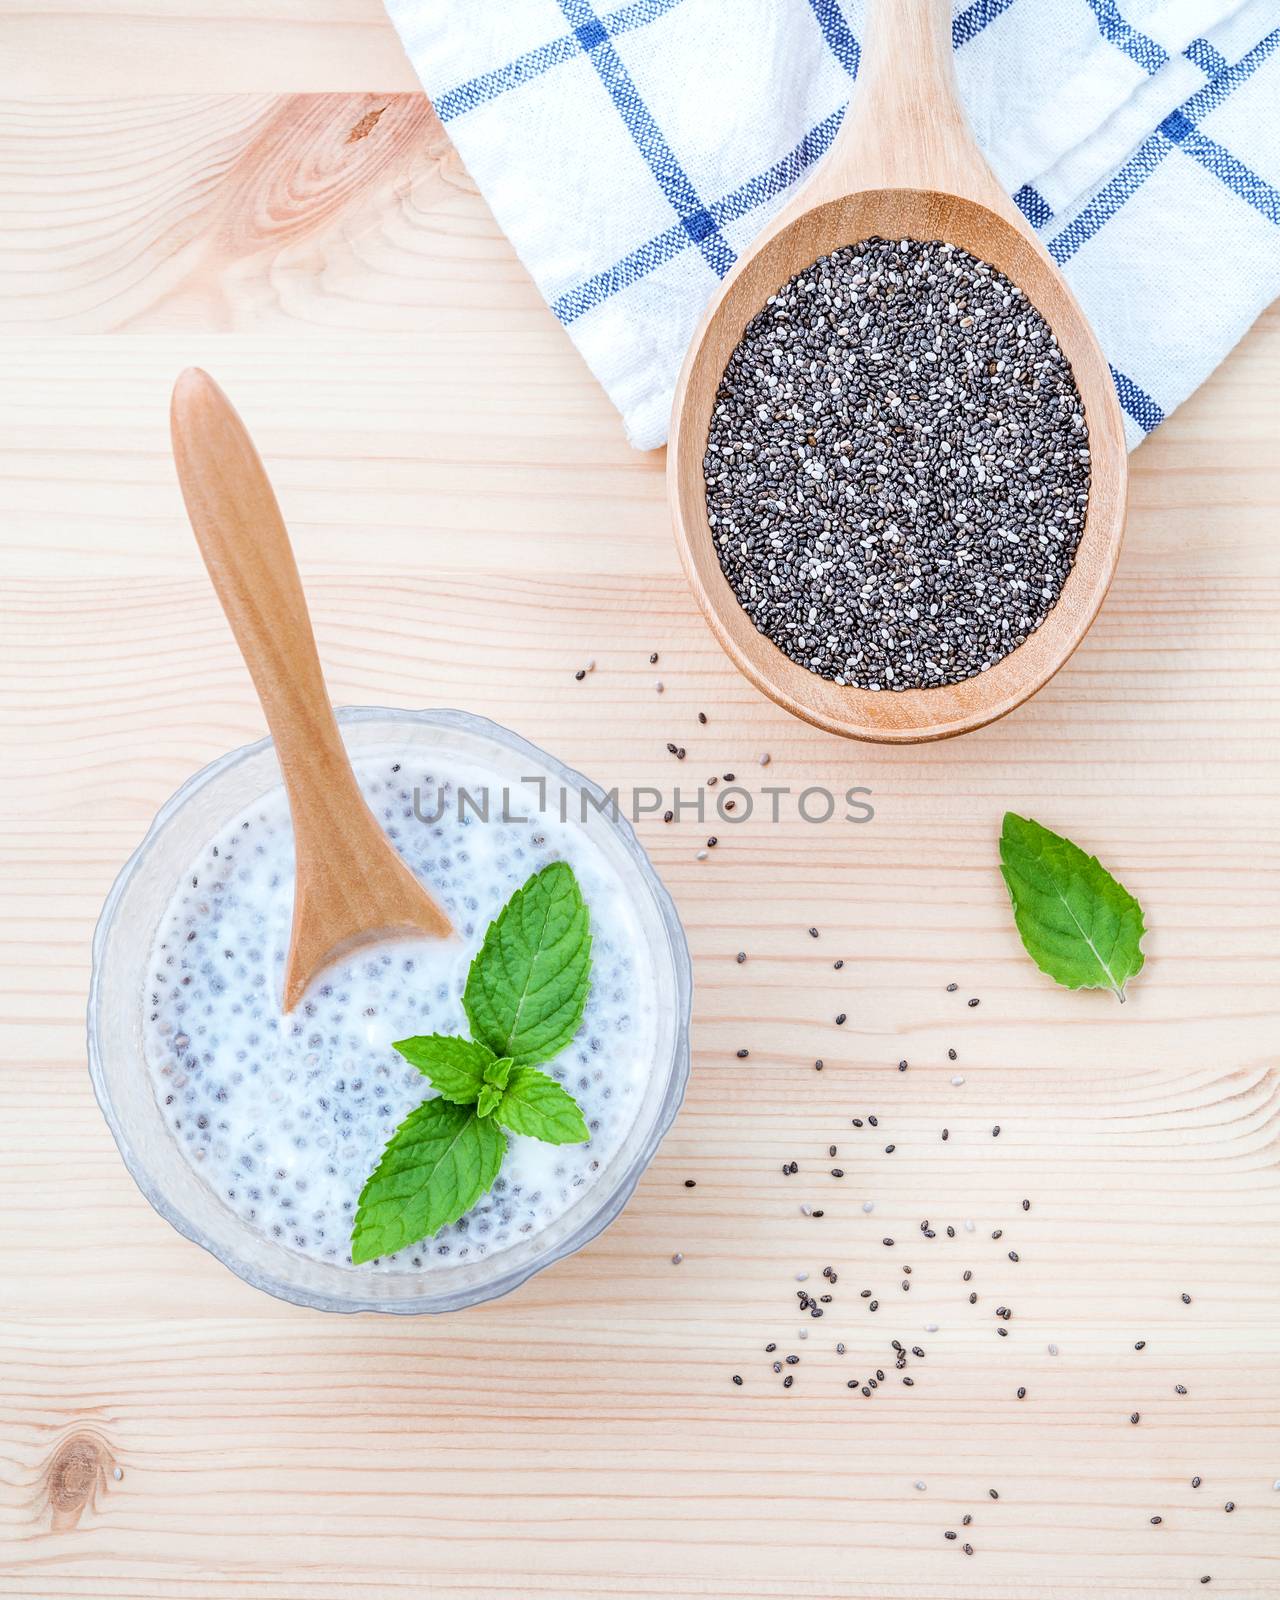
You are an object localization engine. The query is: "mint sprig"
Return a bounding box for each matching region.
[351,863,593,1264]
[999,813,1146,1001]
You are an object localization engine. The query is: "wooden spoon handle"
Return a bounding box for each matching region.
[803,0,1020,223]
[169,367,358,806]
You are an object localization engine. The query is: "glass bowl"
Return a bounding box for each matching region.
[88,707,692,1314]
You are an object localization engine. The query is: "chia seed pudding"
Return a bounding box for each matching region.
[703,237,1091,689]
[142,752,660,1273]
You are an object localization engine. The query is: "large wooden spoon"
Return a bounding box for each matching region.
[170,368,452,1010]
[669,0,1127,742]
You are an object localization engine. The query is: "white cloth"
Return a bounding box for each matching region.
[386,0,1280,449]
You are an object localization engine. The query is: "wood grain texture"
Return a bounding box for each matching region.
[1,69,1279,1600]
[0,0,417,95]
[669,0,1127,742]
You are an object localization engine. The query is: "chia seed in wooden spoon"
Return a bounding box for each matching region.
[703,236,1091,691]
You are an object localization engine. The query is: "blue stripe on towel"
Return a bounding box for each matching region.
[557,0,736,278]
[435,0,686,121]
[806,0,860,77]
[554,110,843,322]
[1085,0,1168,74]
[1110,365,1164,431]
[1049,28,1280,261]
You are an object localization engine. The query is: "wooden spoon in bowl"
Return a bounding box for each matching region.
[170,368,452,1010]
[669,0,1127,743]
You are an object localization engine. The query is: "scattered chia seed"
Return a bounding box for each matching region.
[732,1374,743,1385]
[671,1253,683,1265]
[684,1179,696,1188]
[703,237,1090,689]
[736,950,746,963]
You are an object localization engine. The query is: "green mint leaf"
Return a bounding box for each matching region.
[463,862,592,1067]
[482,1056,514,1091]
[391,1034,495,1105]
[476,1083,502,1119]
[351,1099,505,1264]
[496,1065,590,1145]
[999,813,1146,1002]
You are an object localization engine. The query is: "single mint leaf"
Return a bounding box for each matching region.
[496,1065,590,1145]
[999,813,1146,1002]
[391,1034,495,1105]
[350,1099,505,1263]
[476,1083,502,1119]
[463,862,592,1067]
[482,1056,514,1092]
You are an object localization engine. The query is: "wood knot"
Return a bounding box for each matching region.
[47,1433,107,1521]
[346,105,387,143]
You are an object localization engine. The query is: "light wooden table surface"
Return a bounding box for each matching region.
[2,6,1278,1598]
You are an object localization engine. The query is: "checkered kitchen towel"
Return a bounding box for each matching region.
[385,0,1280,450]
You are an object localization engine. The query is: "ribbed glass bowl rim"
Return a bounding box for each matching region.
[87,706,693,1314]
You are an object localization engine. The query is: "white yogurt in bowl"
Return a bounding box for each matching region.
[89,708,691,1312]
